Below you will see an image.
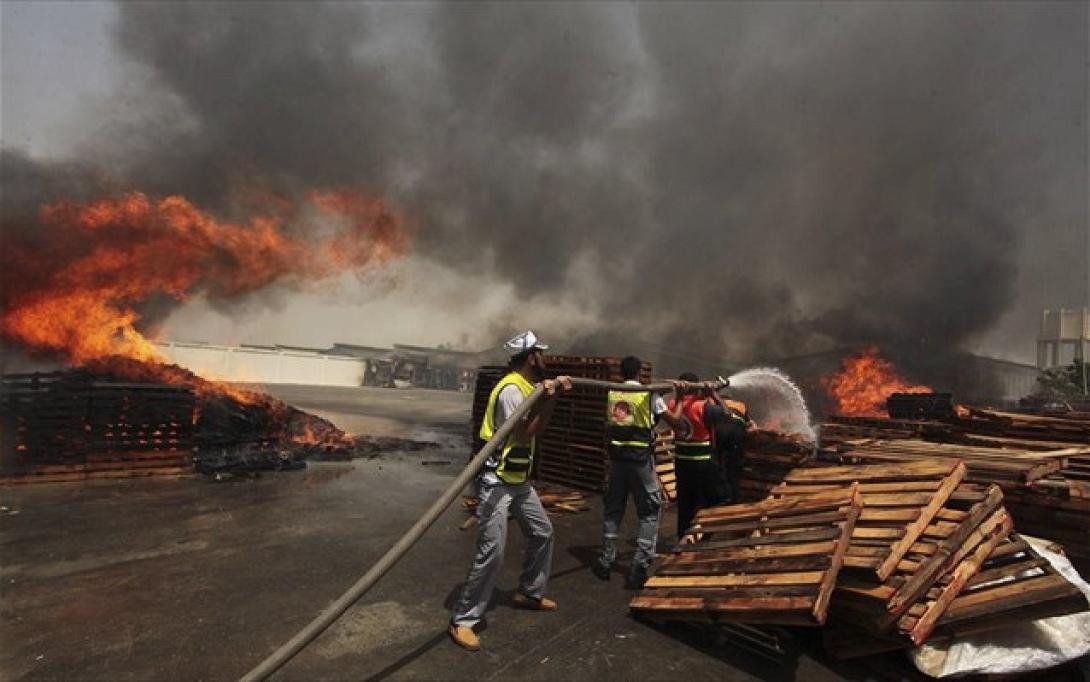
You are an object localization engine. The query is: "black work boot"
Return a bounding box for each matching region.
[591,561,611,581]
[624,565,649,590]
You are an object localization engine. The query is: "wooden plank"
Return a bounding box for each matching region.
[667,540,839,562]
[875,461,966,581]
[644,572,825,588]
[681,526,843,551]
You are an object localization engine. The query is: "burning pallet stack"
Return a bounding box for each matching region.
[471,356,675,494]
[1,360,358,484]
[1,370,196,483]
[630,457,1090,662]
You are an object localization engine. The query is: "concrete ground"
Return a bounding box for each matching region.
[0,385,900,681]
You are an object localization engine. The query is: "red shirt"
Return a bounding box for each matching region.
[666,395,712,443]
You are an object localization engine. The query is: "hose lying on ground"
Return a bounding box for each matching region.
[240,377,723,681]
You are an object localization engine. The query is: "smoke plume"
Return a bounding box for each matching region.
[2,2,1086,379]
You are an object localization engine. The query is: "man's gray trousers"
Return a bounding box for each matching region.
[451,479,554,627]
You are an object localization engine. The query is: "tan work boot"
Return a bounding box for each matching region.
[512,593,557,611]
[448,624,480,651]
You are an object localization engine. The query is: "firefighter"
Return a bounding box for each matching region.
[704,390,753,503]
[667,372,730,541]
[449,330,572,652]
[591,355,680,589]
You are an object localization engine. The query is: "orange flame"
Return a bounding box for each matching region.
[1,189,407,370]
[822,347,931,416]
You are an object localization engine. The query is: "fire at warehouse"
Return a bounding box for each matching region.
[1,2,1088,681]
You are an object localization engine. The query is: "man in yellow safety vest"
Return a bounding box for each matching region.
[591,355,681,589]
[449,330,572,651]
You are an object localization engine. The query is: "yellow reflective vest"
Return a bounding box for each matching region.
[479,372,536,484]
[607,388,654,461]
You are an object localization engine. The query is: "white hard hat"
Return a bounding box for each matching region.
[504,330,549,353]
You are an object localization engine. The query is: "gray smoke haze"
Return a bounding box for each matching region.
[3,1,1087,378]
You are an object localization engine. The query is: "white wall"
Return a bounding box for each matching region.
[155,342,366,386]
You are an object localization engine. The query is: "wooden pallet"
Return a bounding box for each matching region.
[739,430,815,502]
[0,449,194,484]
[2,371,196,484]
[933,533,1089,638]
[655,432,676,503]
[629,486,862,626]
[771,460,966,581]
[827,531,1090,658]
[820,439,1071,486]
[832,484,1012,646]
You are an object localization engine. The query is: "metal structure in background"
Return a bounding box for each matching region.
[1037,309,1090,396]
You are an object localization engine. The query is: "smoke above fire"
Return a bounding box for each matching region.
[2,2,1085,373]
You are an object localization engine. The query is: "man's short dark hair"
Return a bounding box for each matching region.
[508,349,538,370]
[620,355,641,380]
[678,371,699,382]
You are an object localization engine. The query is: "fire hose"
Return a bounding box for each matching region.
[240,377,726,681]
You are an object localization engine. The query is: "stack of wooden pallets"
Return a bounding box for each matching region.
[819,439,1072,487]
[632,455,1090,662]
[630,486,863,625]
[738,429,816,502]
[771,461,967,581]
[1,371,196,484]
[819,412,1090,568]
[826,484,1012,650]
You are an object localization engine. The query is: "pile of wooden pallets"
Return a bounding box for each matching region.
[737,429,815,502]
[1,371,196,484]
[886,392,956,420]
[771,461,967,581]
[632,457,1090,662]
[820,411,1090,567]
[820,439,1071,487]
[631,486,863,625]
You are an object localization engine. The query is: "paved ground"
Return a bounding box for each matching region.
[0,385,901,681]
[252,383,473,443]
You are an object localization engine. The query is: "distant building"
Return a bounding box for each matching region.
[1038,308,1089,369]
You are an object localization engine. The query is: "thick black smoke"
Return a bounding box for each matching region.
[6,2,1088,381]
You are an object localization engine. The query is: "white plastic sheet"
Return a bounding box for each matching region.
[911,536,1090,678]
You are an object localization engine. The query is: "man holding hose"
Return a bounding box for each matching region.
[449,330,572,651]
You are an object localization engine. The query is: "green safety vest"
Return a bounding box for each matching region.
[479,372,536,484]
[607,389,654,461]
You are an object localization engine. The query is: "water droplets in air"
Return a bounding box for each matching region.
[727,367,815,442]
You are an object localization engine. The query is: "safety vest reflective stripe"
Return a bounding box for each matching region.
[480,373,536,485]
[674,440,712,460]
[610,439,654,448]
[608,424,653,444]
